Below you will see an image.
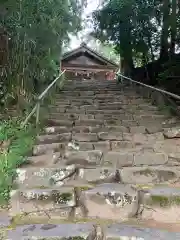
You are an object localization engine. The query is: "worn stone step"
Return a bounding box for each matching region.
[141,185,180,223]
[15,166,122,189]
[10,187,75,217]
[44,126,71,134]
[62,150,103,167]
[94,114,133,121]
[98,132,164,143]
[44,106,67,113]
[33,140,111,156]
[104,224,180,239]
[134,115,169,122]
[45,119,74,127]
[26,153,61,167]
[103,151,168,167]
[59,91,95,96]
[83,109,127,115]
[33,143,61,156]
[15,166,77,188]
[74,119,104,127]
[7,223,180,239]
[63,150,168,167]
[16,164,180,189]
[32,142,169,167]
[35,132,165,150]
[10,183,138,221]
[47,113,95,121]
[10,80,180,234]
[79,105,125,111]
[79,183,138,220]
[44,126,130,134]
[7,223,96,240]
[37,133,103,145]
[120,166,180,184]
[36,133,72,144]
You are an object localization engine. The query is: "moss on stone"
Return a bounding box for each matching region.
[151,195,180,207]
[79,186,93,191]
[67,237,85,240]
[9,215,117,227]
[136,168,154,176]
[135,184,153,190]
[39,186,48,189]
[59,193,72,203]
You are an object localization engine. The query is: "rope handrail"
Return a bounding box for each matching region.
[38,69,66,100]
[118,73,180,101]
[21,70,66,128]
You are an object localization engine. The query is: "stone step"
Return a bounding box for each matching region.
[9,187,75,217]
[44,126,72,134]
[54,98,148,105]
[9,81,180,237]
[32,147,169,167]
[6,222,180,239]
[46,113,95,121]
[45,119,74,127]
[25,153,61,167]
[47,106,162,116]
[59,90,142,96]
[9,183,138,220]
[36,133,72,144]
[15,166,180,189]
[30,140,124,156]
[43,125,166,135]
[46,113,169,125]
[63,151,168,167]
[34,132,165,149]
[33,141,112,154]
[9,183,180,224]
[44,125,146,134]
[141,185,180,223]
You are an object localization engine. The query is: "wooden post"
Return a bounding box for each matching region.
[36,102,40,127]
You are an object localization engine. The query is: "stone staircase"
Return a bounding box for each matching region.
[7,79,180,239]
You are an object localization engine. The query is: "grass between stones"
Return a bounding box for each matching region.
[0,118,37,205]
[151,195,180,207]
[9,215,117,228]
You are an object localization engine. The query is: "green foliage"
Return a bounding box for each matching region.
[85,36,120,63]
[151,195,180,207]
[158,58,180,82]
[92,0,158,73]
[0,119,36,204]
[0,0,84,109]
[91,0,180,76]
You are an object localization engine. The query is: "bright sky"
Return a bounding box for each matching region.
[70,0,102,49]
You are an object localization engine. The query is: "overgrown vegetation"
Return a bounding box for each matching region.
[0,0,86,110]
[0,119,37,204]
[0,1,86,205]
[151,195,180,207]
[91,0,180,88]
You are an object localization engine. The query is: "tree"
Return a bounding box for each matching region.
[170,0,177,56]
[0,0,85,109]
[160,0,171,60]
[83,35,120,63]
[92,0,158,76]
[91,0,180,84]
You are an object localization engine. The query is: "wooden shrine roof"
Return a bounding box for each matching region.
[61,42,118,70]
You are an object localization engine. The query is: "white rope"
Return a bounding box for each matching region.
[119,73,180,100]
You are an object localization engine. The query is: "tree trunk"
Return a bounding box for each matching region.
[147,34,154,61]
[170,0,177,56]
[119,21,134,77]
[160,0,170,60]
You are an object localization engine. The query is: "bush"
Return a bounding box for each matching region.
[0,119,36,205]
